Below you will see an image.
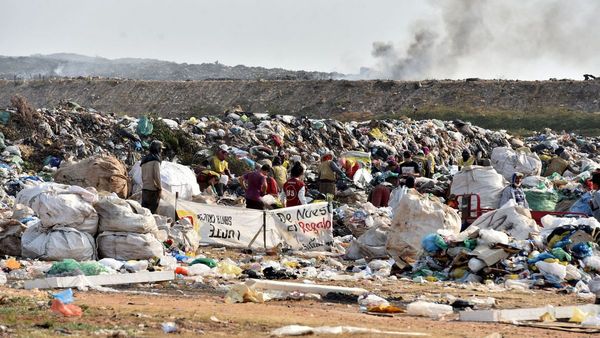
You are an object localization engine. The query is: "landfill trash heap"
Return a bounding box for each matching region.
[2,94,600,305]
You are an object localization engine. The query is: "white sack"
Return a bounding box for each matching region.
[470,201,540,240]
[491,147,542,180]
[450,166,508,209]
[130,160,201,200]
[386,190,461,266]
[97,232,164,260]
[95,196,158,233]
[345,225,390,260]
[21,222,96,261]
[16,183,99,235]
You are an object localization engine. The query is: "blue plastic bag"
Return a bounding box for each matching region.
[52,288,74,304]
[569,192,593,216]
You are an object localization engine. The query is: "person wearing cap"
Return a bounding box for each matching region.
[140,140,164,214]
[499,172,529,208]
[318,152,346,196]
[240,164,270,210]
[211,144,232,196]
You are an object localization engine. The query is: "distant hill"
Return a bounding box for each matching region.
[0,53,342,80]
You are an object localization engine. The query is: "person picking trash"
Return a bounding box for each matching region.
[240,164,270,210]
[211,144,232,196]
[317,151,347,196]
[140,140,164,214]
[499,172,529,208]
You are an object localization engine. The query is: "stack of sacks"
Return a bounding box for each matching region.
[17,183,99,261]
[94,194,164,260]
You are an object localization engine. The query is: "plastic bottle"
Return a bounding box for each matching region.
[406,301,454,318]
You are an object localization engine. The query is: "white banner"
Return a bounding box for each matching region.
[266,202,334,251]
[176,203,275,249]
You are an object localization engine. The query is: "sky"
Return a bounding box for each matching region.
[1,0,599,80]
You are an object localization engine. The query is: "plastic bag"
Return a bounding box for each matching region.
[136,116,153,136]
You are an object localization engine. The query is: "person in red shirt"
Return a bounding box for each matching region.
[284,163,307,207]
[369,173,398,207]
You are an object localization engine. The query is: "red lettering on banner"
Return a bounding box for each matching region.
[298,218,332,234]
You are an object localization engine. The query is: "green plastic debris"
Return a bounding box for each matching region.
[47,259,81,276]
[551,248,572,262]
[190,257,217,268]
[525,189,558,211]
[47,259,108,276]
[0,111,10,125]
[136,116,154,136]
[79,262,109,276]
[463,239,477,250]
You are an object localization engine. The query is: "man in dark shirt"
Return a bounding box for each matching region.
[398,151,421,178]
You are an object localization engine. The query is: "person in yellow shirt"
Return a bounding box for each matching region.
[272,157,287,190]
[211,144,231,196]
[458,149,475,169]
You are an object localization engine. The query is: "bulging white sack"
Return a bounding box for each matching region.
[450,166,507,209]
[21,221,96,261]
[95,196,158,233]
[97,231,164,260]
[130,161,201,200]
[386,190,461,266]
[16,183,99,235]
[491,147,542,180]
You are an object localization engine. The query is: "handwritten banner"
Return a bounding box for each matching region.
[177,203,274,248]
[177,202,333,250]
[266,202,334,251]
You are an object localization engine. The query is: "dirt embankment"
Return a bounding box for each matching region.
[1,78,600,132]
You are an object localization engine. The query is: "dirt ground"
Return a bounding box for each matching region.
[0,275,596,338]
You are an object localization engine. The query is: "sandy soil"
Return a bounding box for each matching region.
[0,276,594,338]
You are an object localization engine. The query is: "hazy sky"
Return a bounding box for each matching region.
[1,0,599,79]
[0,0,427,74]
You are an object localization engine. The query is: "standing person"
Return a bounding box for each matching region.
[211,144,232,196]
[423,147,436,178]
[240,164,269,210]
[499,172,529,208]
[284,163,307,207]
[272,157,287,190]
[589,173,600,222]
[317,152,346,196]
[141,140,164,214]
[398,151,421,177]
[265,168,279,197]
